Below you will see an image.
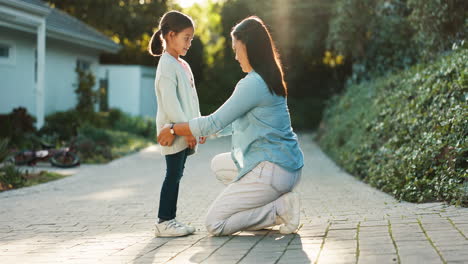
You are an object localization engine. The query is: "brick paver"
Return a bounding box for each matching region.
[1,134,467,263]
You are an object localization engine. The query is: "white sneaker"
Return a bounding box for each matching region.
[277,192,300,234]
[174,219,196,234]
[155,219,192,237]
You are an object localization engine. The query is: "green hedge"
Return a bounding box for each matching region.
[319,48,467,206]
[38,108,155,164]
[76,124,152,163]
[40,108,156,141]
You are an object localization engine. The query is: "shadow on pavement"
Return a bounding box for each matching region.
[130,230,312,264]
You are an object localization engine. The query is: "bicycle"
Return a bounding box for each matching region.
[11,138,80,168]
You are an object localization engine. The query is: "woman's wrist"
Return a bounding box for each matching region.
[173,122,192,136]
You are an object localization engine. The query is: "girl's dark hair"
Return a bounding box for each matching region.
[231,16,287,97]
[148,11,194,56]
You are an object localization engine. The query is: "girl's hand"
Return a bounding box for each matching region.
[157,124,175,146]
[199,136,207,144]
[185,135,197,149]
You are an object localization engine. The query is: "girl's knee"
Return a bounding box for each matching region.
[164,171,184,182]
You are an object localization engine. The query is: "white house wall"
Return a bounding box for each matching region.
[0,26,101,117]
[100,65,143,116]
[0,27,36,116]
[139,66,156,118]
[44,38,99,115]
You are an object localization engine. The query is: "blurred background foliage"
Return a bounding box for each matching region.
[45,0,467,130]
[46,0,168,65]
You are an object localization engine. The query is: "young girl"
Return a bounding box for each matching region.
[148,10,205,237]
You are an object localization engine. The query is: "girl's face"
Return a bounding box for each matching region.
[232,37,253,73]
[166,27,194,57]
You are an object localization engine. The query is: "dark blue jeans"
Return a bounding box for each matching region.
[158,148,190,221]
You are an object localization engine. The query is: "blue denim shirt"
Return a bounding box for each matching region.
[189,70,304,182]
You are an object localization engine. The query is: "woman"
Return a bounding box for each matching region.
[157,16,304,236]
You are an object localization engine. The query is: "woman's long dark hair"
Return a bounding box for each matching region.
[148,11,194,56]
[231,16,287,97]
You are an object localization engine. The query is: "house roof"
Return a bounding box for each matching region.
[18,0,47,8]
[18,0,120,53]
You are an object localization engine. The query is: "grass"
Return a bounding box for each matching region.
[0,169,68,192]
[23,171,68,187]
[79,131,153,164]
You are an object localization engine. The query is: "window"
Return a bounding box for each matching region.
[0,44,9,58]
[0,41,15,65]
[76,59,91,71]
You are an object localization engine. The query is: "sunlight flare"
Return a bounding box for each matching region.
[175,0,209,8]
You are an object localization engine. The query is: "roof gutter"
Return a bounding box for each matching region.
[0,0,50,17]
[47,25,121,53]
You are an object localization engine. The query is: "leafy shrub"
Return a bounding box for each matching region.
[76,124,151,163]
[40,109,81,141]
[0,107,37,147]
[408,0,468,59]
[40,107,155,141]
[0,165,26,191]
[105,108,155,139]
[319,47,468,206]
[326,0,467,81]
[75,68,97,119]
[0,139,10,163]
[0,139,27,192]
[75,124,113,162]
[107,108,124,127]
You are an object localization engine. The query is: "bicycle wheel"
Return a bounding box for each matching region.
[12,151,34,165]
[50,151,80,168]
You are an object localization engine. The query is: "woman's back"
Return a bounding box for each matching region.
[245,73,293,132]
[229,71,303,180]
[189,70,303,180]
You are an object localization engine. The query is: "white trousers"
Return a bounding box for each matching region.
[206,152,301,236]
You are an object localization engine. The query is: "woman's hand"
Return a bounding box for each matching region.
[199,136,207,144]
[185,135,197,149]
[157,124,175,146]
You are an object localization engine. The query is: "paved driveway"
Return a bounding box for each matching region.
[1,134,467,263]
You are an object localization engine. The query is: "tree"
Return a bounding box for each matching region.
[47,0,168,65]
[75,68,97,119]
[214,0,348,128]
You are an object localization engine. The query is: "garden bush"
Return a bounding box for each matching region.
[0,107,37,148]
[0,138,26,191]
[326,0,467,81]
[40,109,81,140]
[76,124,151,163]
[38,108,155,164]
[105,108,155,139]
[75,68,97,120]
[319,47,467,206]
[0,164,26,191]
[0,138,69,192]
[41,108,156,141]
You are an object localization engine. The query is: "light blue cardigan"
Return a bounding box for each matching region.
[155,52,201,156]
[189,70,304,181]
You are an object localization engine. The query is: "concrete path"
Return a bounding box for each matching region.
[1,134,467,264]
